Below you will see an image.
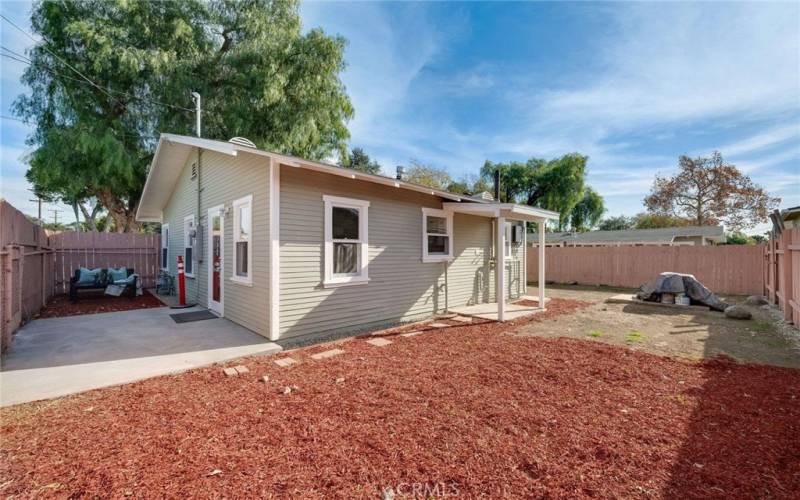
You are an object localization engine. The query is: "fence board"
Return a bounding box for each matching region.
[49,231,161,294]
[527,244,765,296]
[766,227,799,328]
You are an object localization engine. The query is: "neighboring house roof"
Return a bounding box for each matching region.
[535,226,725,245]
[136,133,559,222]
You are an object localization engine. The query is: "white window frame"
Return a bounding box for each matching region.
[421,207,453,263]
[231,195,253,285]
[183,214,196,278]
[323,195,370,288]
[161,223,169,271]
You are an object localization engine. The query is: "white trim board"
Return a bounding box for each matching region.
[269,159,280,341]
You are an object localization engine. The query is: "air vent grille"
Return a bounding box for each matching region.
[228,137,257,148]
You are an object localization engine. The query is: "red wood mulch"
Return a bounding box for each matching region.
[2,298,799,498]
[36,290,164,319]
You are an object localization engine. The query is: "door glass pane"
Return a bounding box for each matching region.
[213,215,220,231]
[426,216,447,235]
[333,242,358,274]
[427,235,449,254]
[212,235,221,302]
[236,242,248,276]
[332,207,359,240]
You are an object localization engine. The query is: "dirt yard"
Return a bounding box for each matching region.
[520,285,800,369]
[1,297,798,498]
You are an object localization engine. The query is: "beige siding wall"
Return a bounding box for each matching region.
[279,166,509,340]
[447,214,493,307]
[161,150,270,337]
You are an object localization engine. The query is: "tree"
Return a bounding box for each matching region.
[404,161,452,190]
[569,188,605,231]
[480,154,593,230]
[17,0,353,231]
[725,231,751,245]
[339,147,382,175]
[644,151,779,230]
[598,215,634,231]
[633,213,691,229]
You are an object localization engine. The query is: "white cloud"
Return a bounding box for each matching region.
[531,3,799,131]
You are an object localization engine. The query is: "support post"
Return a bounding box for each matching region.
[496,216,506,321]
[538,221,545,309]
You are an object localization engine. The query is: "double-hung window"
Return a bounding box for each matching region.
[161,223,169,270]
[421,208,453,262]
[184,215,195,277]
[323,195,369,287]
[232,195,253,284]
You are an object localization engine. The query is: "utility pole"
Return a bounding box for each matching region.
[49,208,61,226]
[28,191,42,221]
[191,92,201,137]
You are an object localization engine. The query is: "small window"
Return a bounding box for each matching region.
[324,195,369,287]
[184,215,195,277]
[232,195,253,284]
[161,224,169,270]
[422,208,453,262]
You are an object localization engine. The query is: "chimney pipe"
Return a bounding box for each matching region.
[396,166,405,181]
[493,169,500,202]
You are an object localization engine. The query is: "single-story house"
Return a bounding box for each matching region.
[532,226,725,248]
[136,134,558,342]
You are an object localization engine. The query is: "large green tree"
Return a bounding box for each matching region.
[17,0,353,231]
[481,154,596,230]
[569,187,605,232]
[338,147,382,175]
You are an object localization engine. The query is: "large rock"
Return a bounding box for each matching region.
[724,305,752,320]
[745,295,769,306]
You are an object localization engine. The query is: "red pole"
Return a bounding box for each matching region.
[177,255,186,306]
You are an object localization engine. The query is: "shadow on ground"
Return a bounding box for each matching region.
[521,284,800,497]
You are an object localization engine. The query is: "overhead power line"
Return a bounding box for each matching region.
[0,15,194,113]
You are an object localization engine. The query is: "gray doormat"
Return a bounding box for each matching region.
[170,310,218,323]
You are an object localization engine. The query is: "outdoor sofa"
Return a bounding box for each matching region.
[69,267,137,303]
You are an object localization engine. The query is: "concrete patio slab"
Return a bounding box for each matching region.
[0,306,280,407]
[449,302,544,321]
[400,331,422,337]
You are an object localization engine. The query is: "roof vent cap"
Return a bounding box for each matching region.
[229,137,257,148]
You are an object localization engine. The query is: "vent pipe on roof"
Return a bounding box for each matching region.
[493,169,501,202]
[396,165,404,181]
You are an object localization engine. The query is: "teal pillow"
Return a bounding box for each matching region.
[78,267,101,285]
[108,267,127,283]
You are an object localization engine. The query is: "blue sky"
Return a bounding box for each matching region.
[2,1,798,233]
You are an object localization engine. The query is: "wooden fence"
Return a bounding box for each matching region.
[50,231,161,295]
[765,227,799,328]
[527,244,765,296]
[1,200,53,352]
[1,200,160,351]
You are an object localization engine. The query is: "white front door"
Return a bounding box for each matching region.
[207,205,224,316]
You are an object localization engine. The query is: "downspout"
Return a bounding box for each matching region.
[195,148,202,305]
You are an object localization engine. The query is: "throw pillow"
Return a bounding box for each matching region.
[78,267,101,285]
[108,267,128,283]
